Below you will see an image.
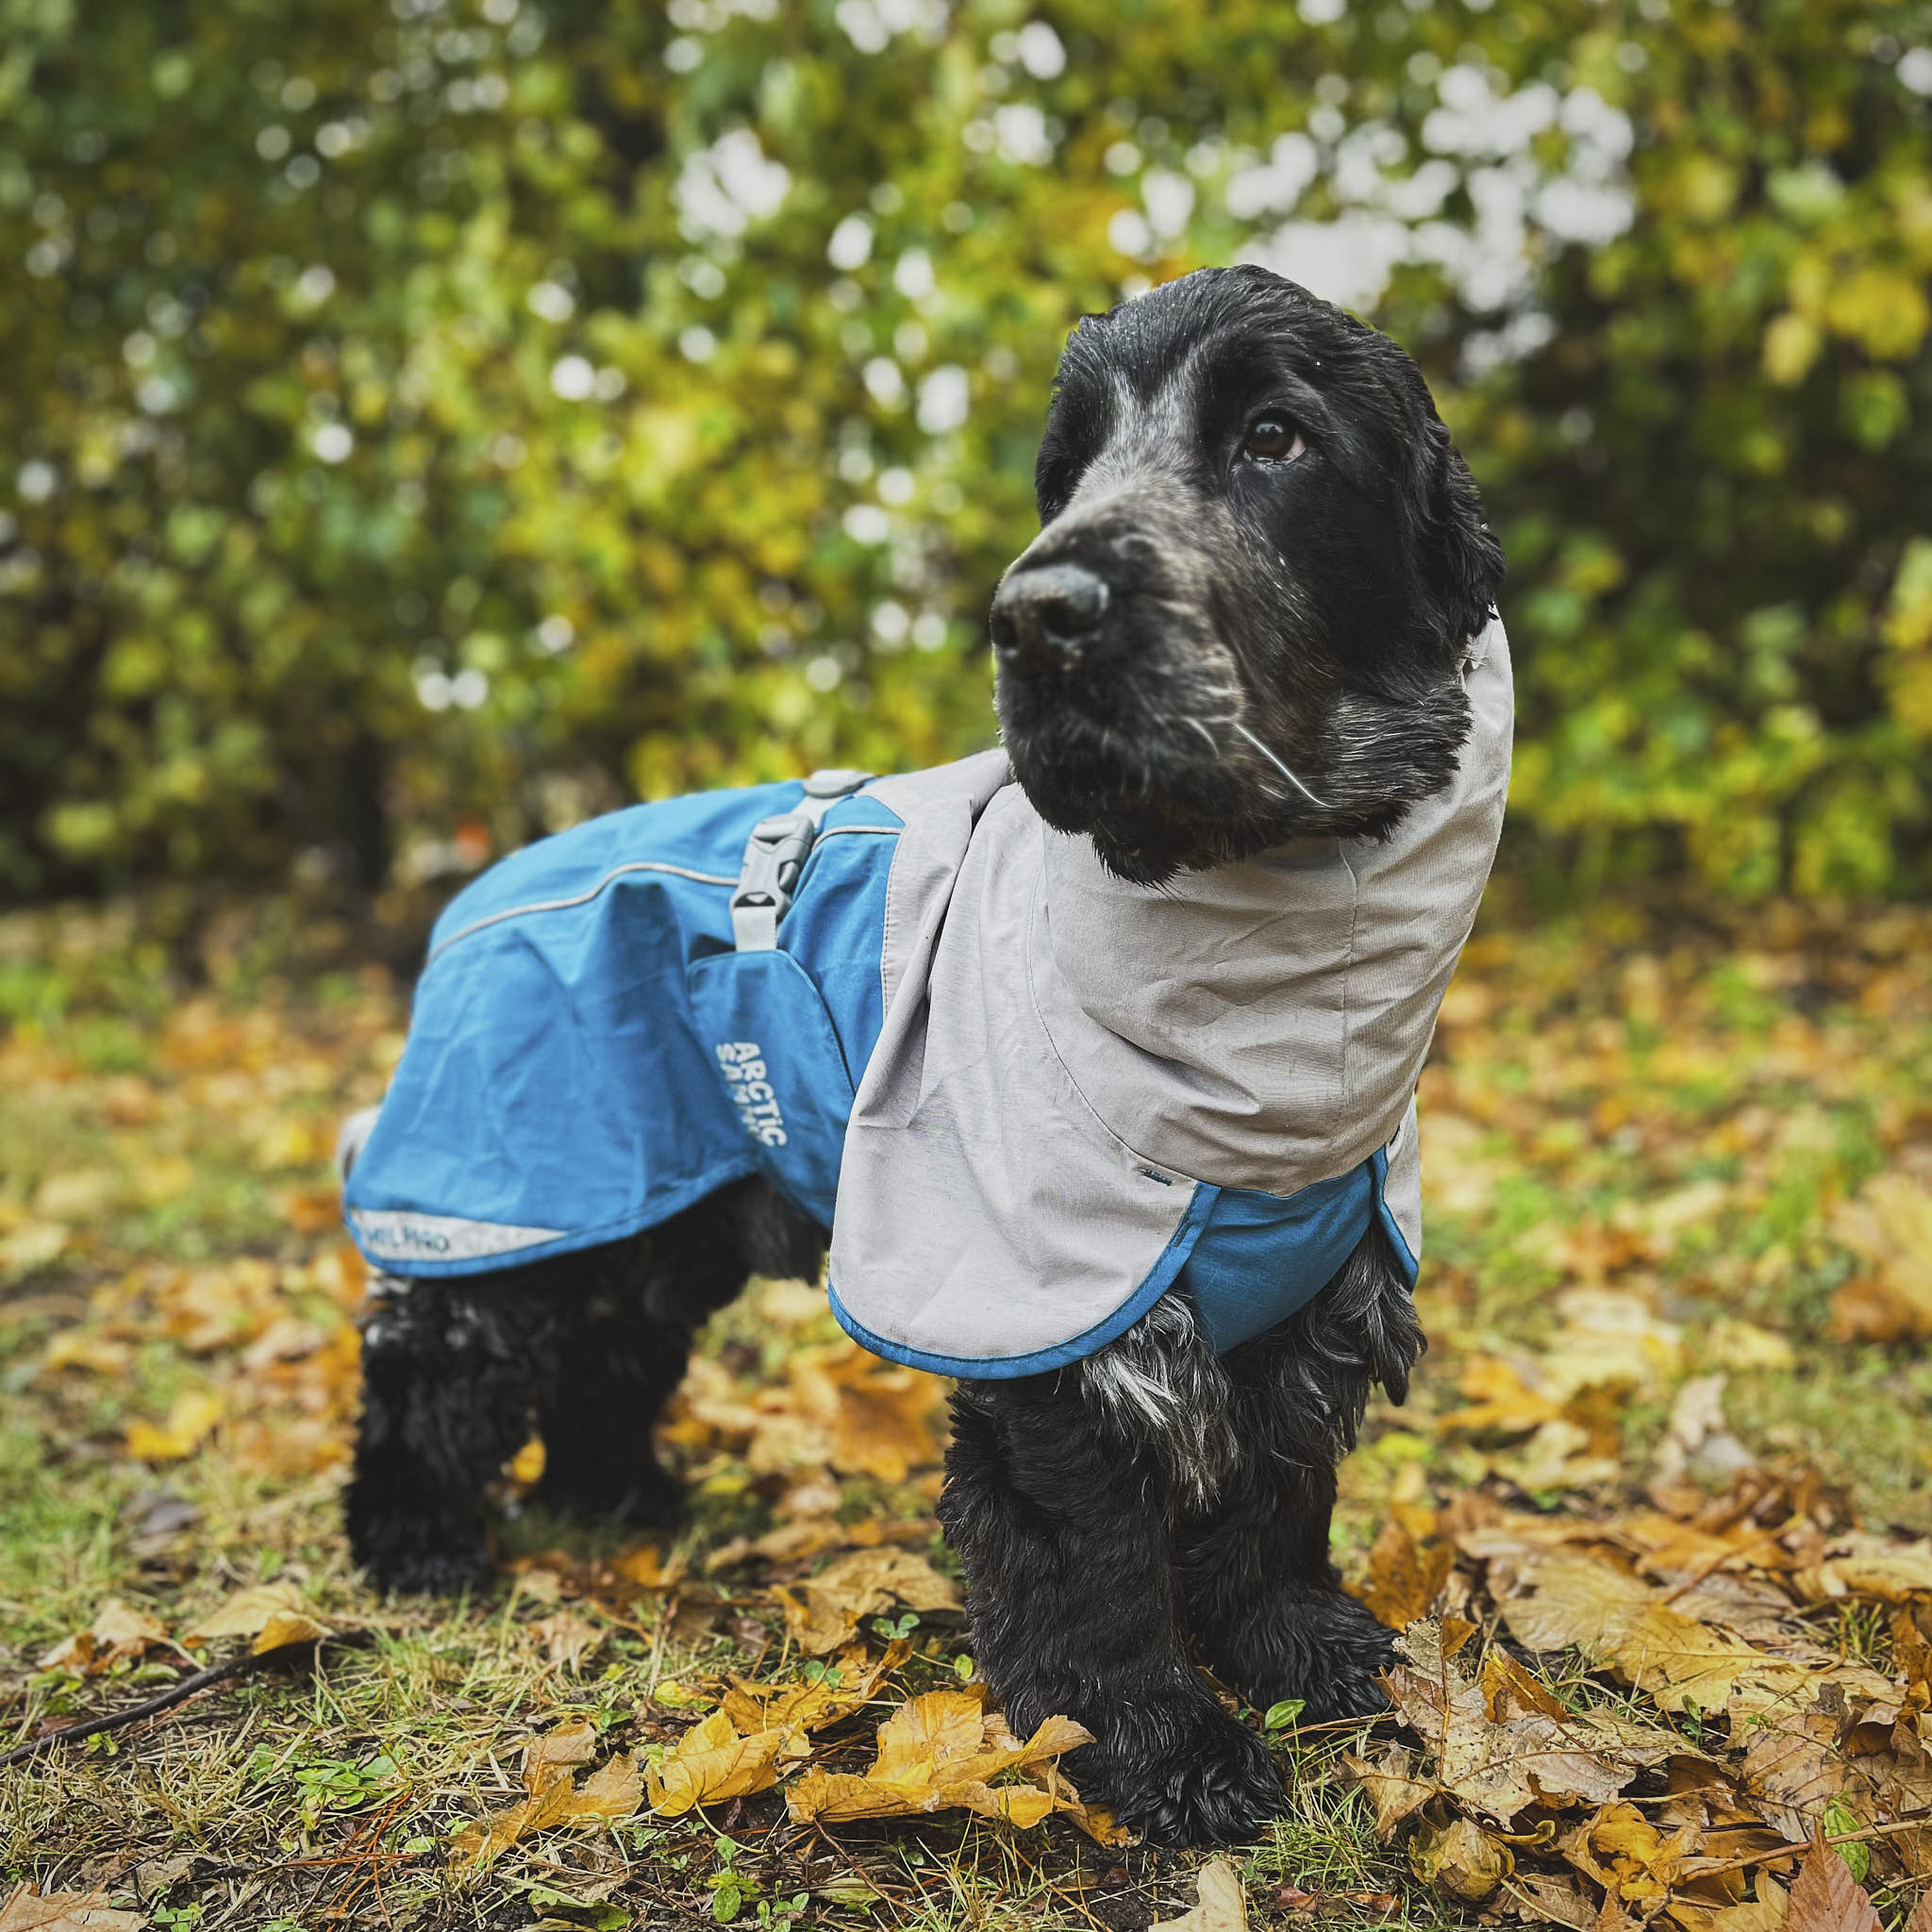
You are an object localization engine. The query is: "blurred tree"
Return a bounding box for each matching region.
[2,0,1929,901]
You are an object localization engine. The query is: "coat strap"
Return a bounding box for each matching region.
[728,769,874,951]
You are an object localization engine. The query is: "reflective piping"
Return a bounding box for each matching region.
[424,860,739,967]
[349,1206,569,1261]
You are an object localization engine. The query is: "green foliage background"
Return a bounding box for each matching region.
[4,0,1931,903]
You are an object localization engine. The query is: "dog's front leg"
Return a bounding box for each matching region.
[1174,1447,1394,1725]
[939,1376,1284,1846]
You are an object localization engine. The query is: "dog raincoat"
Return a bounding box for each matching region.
[343,619,1512,1377]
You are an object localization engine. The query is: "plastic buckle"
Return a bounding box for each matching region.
[801,767,872,801]
[730,810,816,949]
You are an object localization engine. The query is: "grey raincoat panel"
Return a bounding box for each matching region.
[826,616,1513,1372]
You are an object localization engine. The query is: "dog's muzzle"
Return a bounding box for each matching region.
[990,560,1109,677]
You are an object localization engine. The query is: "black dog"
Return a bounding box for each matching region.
[343,264,1506,1846]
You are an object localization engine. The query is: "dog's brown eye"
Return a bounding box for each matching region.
[1243,416,1303,460]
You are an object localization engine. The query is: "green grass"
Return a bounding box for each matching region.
[3,888,1931,1927]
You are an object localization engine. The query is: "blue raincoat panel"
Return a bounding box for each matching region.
[342,782,902,1273]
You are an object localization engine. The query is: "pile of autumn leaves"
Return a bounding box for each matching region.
[454,1649,1115,1869]
[470,1453,1932,1924]
[13,927,1932,1926]
[439,1315,1133,1857]
[1341,1461,1932,1928]
[23,1251,1932,1926]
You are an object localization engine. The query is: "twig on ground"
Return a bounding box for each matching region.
[0,1635,358,1769]
[1689,1817,1932,1880]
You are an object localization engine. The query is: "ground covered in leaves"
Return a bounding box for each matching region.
[2,891,1930,1931]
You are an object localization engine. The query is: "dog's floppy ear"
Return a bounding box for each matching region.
[1410,408,1506,651]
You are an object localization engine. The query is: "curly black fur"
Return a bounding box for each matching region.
[938,1220,1421,1845]
[343,265,1497,1845]
[992,263,1504,884]
[345,1177,819,1594]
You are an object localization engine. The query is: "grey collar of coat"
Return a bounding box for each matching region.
[826,616,1514,1374]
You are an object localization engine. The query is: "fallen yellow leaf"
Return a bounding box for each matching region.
[784,1685,1108,1836]
[40,1332,131,1376]
[0,1884,146,1931]
[648,1643,907,1817]
[251,1609,333,1654]
[125,1389,222,1461]
[720,1639,906,1757]
[1792,1533,1932,1606]
[1341,1742,1435,1840]
[1382,1621,1674,1825]
[1828,1174,1932,1342]
[1352,1517,1451,1628]
[774,1546,960,1655]
[1149,1857,1247,1932]
[1558,1802,1698,1916]
[1408,1815,1513,1903]
[183,1582,328,1650]
[0,1223,73,1279]
[1439,1356,1564,1436]
[37,1599,169,1676]
[133,1156,193,1205]
[452,1717,642,1866]
[646,1708,790,1817]
[573,1751,643,1819]
[525,1715,599,1792]
[530,1609,604,1671]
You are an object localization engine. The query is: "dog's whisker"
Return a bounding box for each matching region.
[1231,723,1331,808]
[1184,717,1221,754]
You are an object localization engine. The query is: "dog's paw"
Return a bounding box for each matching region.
[536,1457,687,1530]
[1296,1647,1393,1724]
[1232,1587,1395,1724]
[1094,1705,1284,1847]
[358,1544,496,1596]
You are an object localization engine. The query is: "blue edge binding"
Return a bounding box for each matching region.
[826,1145,1419,1381]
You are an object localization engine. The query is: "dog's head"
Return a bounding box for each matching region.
[991,264,1504,884]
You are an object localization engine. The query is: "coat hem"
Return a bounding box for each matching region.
[823,1181,1221,1378]
[344,1155,765,1278]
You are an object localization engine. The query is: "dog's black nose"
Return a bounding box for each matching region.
[990,562,1109,675]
